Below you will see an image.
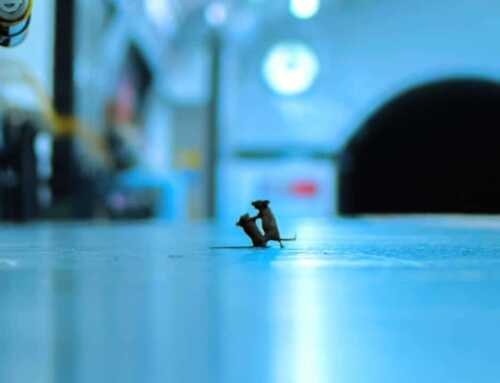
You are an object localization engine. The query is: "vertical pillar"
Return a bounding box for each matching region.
[51,0,75,202]
[207,31,222,218]
[51,2,80,383]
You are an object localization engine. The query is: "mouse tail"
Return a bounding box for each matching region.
[280,234,297,242]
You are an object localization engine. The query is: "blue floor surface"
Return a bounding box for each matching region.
[1,216,499,382]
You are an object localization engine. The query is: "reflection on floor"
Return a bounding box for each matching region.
[1,216,500,383]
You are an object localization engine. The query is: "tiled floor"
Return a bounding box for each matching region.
[1,216,500,382]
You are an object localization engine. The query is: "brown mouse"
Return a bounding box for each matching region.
[236,214,268,248]
[252,200,296,248]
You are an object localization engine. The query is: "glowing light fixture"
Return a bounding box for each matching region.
[145,0,173,28]
[205,2,227,27]
[289,0,320,19]
[263,42,320,96]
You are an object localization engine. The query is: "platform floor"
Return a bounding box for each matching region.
[1,216,500,383]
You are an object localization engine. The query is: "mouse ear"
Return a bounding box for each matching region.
[264,200,270,206]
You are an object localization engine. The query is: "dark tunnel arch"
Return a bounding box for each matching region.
[338,78,500,215]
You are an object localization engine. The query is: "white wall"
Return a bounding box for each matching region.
[224,0,500,153]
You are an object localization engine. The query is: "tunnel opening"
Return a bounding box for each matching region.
[339,78,500,215]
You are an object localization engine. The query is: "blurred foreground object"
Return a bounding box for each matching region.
[0,109,38,221]
[0,60,114,221]
[0,59,111,167]
[0,0,32,47]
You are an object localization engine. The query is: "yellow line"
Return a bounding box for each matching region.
[0,58,112,167]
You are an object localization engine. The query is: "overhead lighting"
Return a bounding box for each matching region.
[145,0,174,29]
[262,42,320,96]
[289,0,320,20]
[205,2,227,27]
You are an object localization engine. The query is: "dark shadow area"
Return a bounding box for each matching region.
[339,78,500,214]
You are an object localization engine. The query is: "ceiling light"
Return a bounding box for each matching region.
[263,42,320,96]
[289,0,320,20]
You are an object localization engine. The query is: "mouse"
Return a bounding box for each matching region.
[236,213,268,248]
[252,200,296,248]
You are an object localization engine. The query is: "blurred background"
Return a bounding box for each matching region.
[4,3,500,383]
[2,0,500,222]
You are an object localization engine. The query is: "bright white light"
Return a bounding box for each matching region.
[271,265,329,383]
[263,42,320,96]
[289,0,320,19]
[205,2,227,27]
[145,0,173,29]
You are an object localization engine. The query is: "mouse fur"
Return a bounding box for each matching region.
[236,213,268,248]
[252,200,295,248]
